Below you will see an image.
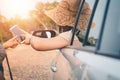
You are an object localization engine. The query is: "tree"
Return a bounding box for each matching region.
[0,1,60,43]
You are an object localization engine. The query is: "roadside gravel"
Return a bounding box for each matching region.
[3,44,74,80]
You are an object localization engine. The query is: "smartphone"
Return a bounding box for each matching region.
[9,25,25,43]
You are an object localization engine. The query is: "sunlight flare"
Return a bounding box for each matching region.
[1,0,36,19]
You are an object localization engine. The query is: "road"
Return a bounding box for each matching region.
[3,44,75,80]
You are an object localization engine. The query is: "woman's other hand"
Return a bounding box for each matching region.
[3,36,19,49]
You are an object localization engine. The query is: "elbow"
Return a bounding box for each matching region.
[30,43,41,51]
[29,37,45,51]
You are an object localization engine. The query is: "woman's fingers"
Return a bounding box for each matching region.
[3,36,19,49]
[20,32,32,44]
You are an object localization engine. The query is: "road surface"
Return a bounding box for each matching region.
[3,44,75,80]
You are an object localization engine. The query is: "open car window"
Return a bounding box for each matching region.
[86,0,107,47]
[71,0,120,58]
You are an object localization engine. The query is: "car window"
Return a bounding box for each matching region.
[71,0,120,58]
[80,0,120,58]
[73,0,107,47]
[87,0,107,46]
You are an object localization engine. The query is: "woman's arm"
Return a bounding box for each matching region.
[23,30,81,51]
[29,36,69,51]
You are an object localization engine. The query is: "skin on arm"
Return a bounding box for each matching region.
[22,29,70,51]
[30,36,69,51]
[23,30,82,51]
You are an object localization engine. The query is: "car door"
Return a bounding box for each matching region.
[60,0,120,80]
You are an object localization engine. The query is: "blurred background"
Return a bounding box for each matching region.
[0,0,61,43]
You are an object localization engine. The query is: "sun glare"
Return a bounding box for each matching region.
[2,0,36,19]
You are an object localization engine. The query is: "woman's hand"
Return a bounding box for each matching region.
[3,29,32,49]
[3,36,19,49]
[20,29,32,45]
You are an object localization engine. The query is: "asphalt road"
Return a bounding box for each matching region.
[3,44,75,80]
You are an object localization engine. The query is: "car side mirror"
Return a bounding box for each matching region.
[32,30,56,38]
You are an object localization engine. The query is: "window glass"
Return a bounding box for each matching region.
[99,0,120,57]
[83,0,107,46]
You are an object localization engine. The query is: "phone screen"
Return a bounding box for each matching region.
[9,25,24,43]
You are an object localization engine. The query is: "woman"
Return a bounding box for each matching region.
[3,0,93,50]
[23,0,93,51]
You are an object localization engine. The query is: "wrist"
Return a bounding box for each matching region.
[24,34,33,45]
[29,35,33,44]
